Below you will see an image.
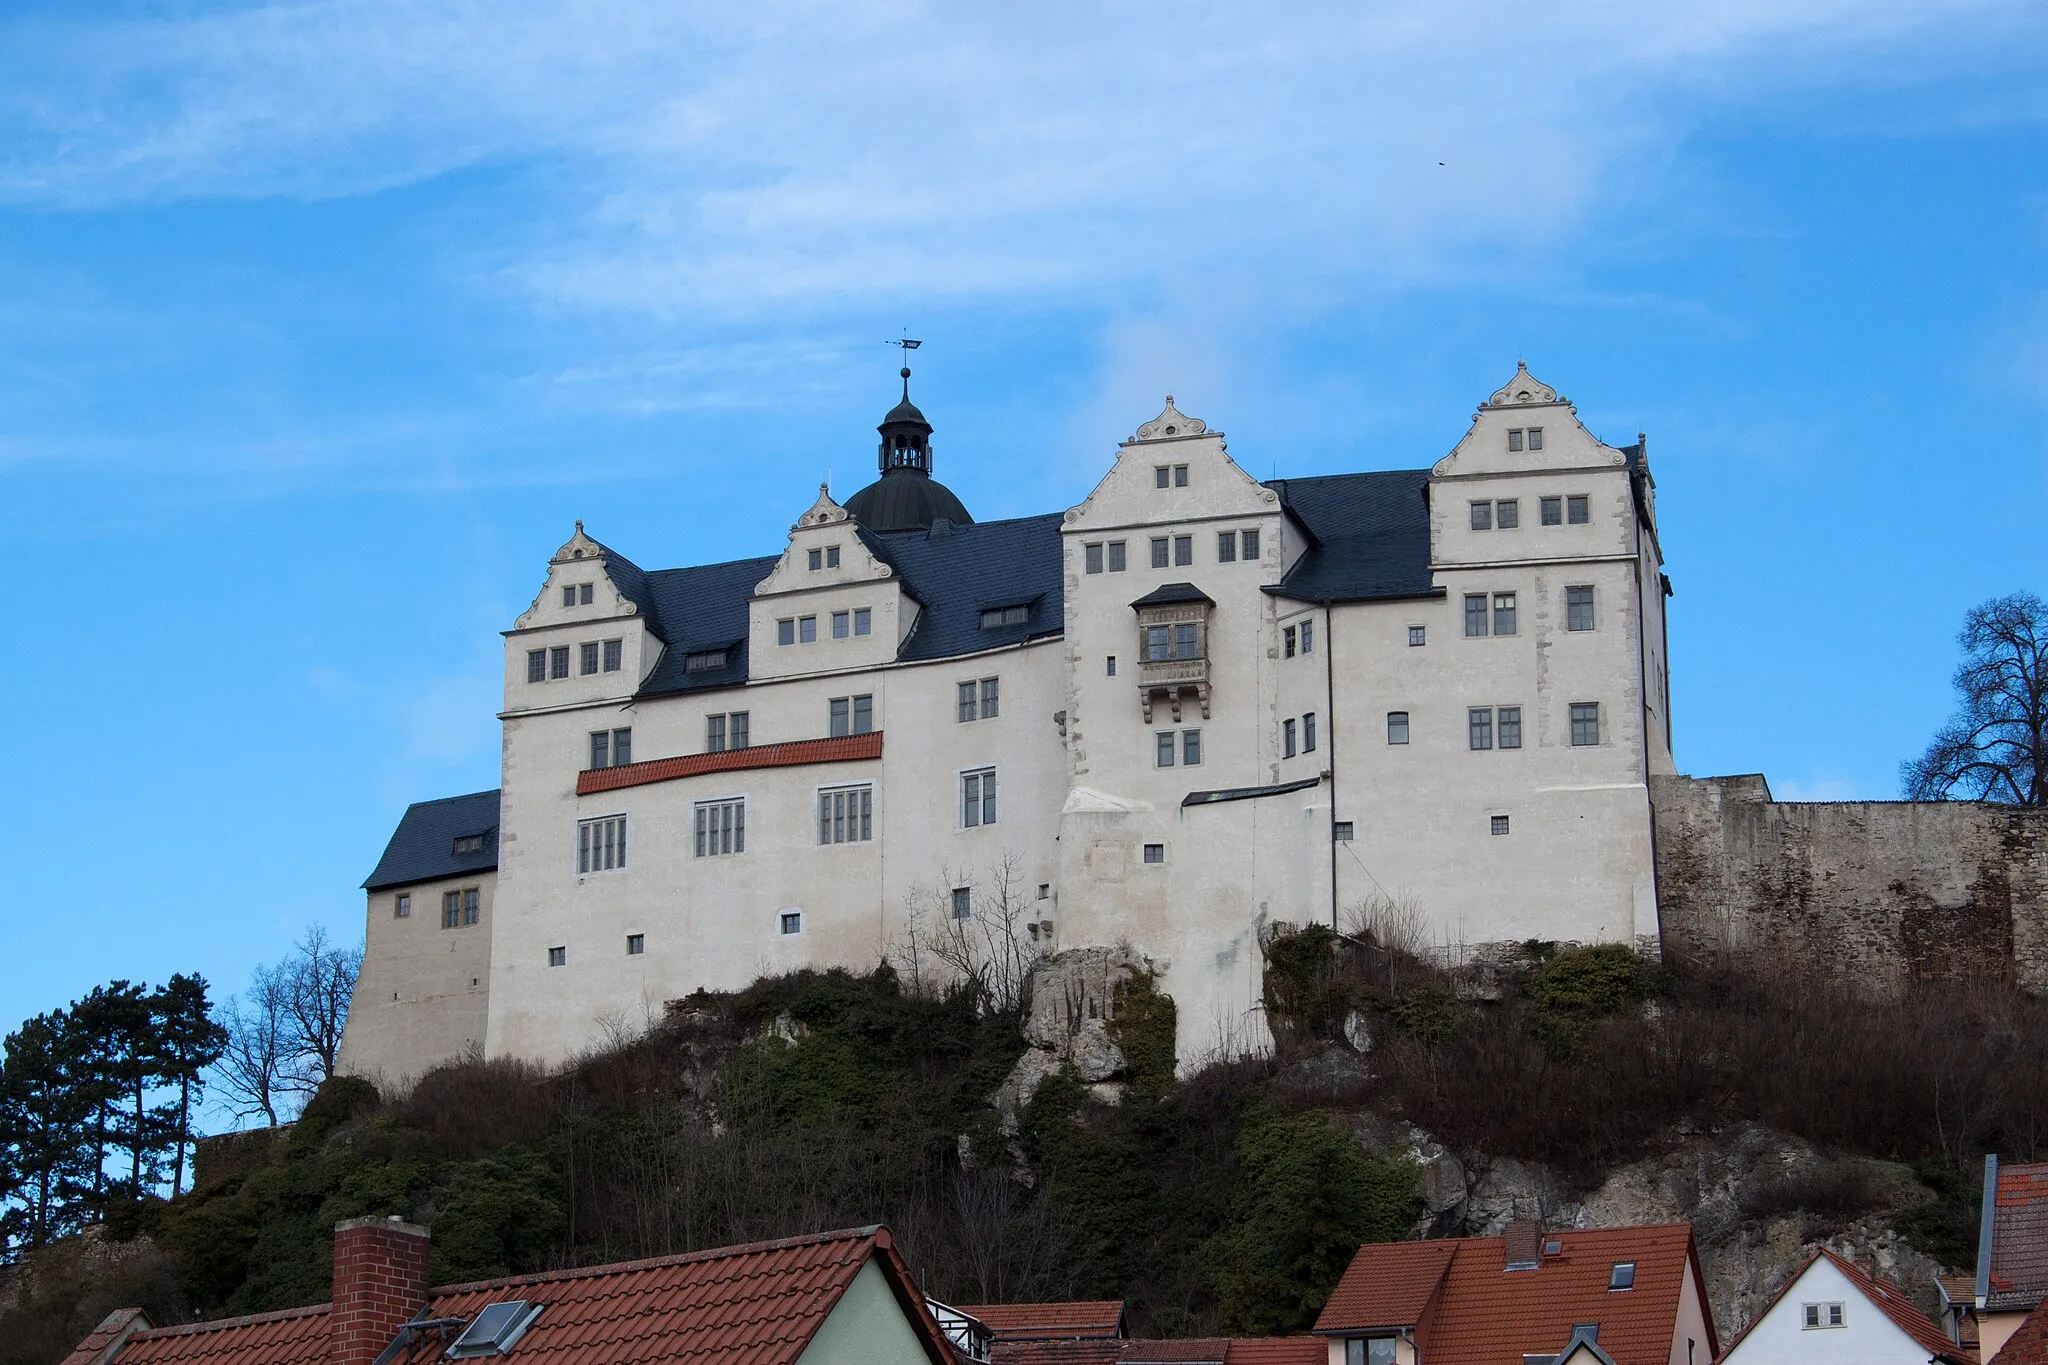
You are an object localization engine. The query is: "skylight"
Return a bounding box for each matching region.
[1609,1262,1636,1291]
[446,1302,541,1359]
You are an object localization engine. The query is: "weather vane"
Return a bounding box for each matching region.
[889,336,921,397]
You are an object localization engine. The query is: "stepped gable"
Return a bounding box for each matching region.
[361,790,500,891]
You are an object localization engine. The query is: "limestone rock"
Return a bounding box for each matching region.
[1069,1018,1127,1083]
[1023,944,1147,1049]
[1343,1010,1374,1053]
[991,1047,1060,1135]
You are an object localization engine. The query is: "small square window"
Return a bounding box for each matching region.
[1085,542,1104,574]
[562,586,577,608]
[1333,821,1355,842]
[1173,464,1189,486]
[1143,843,1165,863]
[826,545,840,568]
[1408,625,1426,647]
[1469,501,1492,531]
[548,946,566,967]
[1240,528,1260,560]
[1284,625,1297,658]
[580,641,599,675]
[626,933,644,956]
[1156,731,1176,767]
[1497,707,1521,750]
[1464,594,1489,637]
[798,615,817,643]
[1567,494,1590,525]
[1570,702,1600,747]
[1387,711,1409,745]
[1038,883,1050,899]
[1173,535,1193,566]
[1155,465,1171,489]
[777,618,795,646]
[832,610,850,639]
[780,911,803,935]
[1566,585,1594,631]
[602,639,622,671]
[1469,707,1494,751]
[807,548,822,571]
[395,894,411,918]
[1541,496,1563,526]
[527,650,547,683]
[1182,729,1202,765]
[1491,815,1511,836]
[1527,427,1543,451]
[854,608,871,636]
[1107,541,1127,572]
[1150,538,1170,568]
[951,887,972,919]
[1217,531,1237,562]
[1507,428,1524,452]
[1609,1262,1636,1291]
[1497,499,1519,529]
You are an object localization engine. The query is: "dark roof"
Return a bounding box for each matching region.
[362,790,501,892]
[1990,1161,2048,1311]
[1265,469,1440,604]
[1131,582,1214,610]
[881,396,931,430]
[633,554,779,696]
[844,470,974,533]
[863,513,1065,661]
[1181,776,1324,808]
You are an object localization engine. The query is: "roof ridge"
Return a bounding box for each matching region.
[129,1304,328,1340]
[426,1224,884,1296]
[405,789,502,809]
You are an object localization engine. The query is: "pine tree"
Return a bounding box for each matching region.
[0,1010,99,1250]
[151,975,227,1197]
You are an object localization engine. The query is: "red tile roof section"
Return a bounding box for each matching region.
[1992,1297,2048,1365]
[991,1345,1125,1365]
[1995,1163,2048,1309]
[1315,1239,1455,1332]
[1316,1225,1713,1365]
[1222,1342,1325,1364]
[959,1302,1126,1340]
[115,1307,331,1365]
[575,733,883,795]
[989,1343,1321,1365]
[58,1310,152,1365]
[1824,1250,1959,1359]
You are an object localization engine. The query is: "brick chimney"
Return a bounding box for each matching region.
[1504,1220,1543,1271]
[331,1216,430,1365]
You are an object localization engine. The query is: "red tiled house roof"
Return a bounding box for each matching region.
[1992,1298,2048,1365]
[960,1301,1126,1340]
[989,1341,1321,1365]
[575,733,882,795]
[1314,1224,1717,1365]
[1991,1162,2048,1312]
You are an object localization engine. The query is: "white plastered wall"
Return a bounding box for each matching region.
[1718,1258,1934,1365]
[339,874,493,1087]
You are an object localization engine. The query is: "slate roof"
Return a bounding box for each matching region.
[630,554,780,696]
[361,790,501,892]
[1991,1162,2048,1311]
[1314,1225,1714,1365]
[862,513,1066,661]
[1130,582,1214,609]
[69,1228,952,1365]
[1265,470,1439,605]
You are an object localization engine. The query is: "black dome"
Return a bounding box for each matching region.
[844,472,974,533]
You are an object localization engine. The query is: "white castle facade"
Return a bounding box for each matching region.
[339,363,1675,1082]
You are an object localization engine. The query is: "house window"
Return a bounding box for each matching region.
[817,784,874,844]
[1498,707,1522,750]
[1283,718,1297,758]
[832,610,850,638]
[854,608,871,636]
[829,694,874,736]
[588,728,629,769]
[578,816,628,873]
[1497,499,1519,529]
[1566,585,1595,631]
[1541,495,1563,526]
[549,646,570,679]
[1301,619,1314,653]
[441,888,480,928]
[1570,702,1600,747]
[1038,883,1050,900]
[1333,821,1355,842]
[603,639,623,671]
[1155,465,1171,489]
[1464,594,1489,637]
[1143,843,1165,864]
[707,713,726,752]
[1469,707,1494,750]
[1217,531,1237,562]
[1304,712,1317,753]
[777,618,795,646]
[1610,1262,1636,1291]
[1173,535,1193,566]
[1107,655,1117,676]
[728,711,749,749]
[1174,464,1189,486]
[1284,626,1297,657]
[1144,623,1199,660]
[693,800,744,857]
[950,886,972,919]
[1108,540,1127,572]
[394,893,411,918]
[1470,500,1493,531]
[961,768,997,828]
[548,946,566,967]
[1507,428,1524,452]
[1086,542,1104,574]
[1527,427,1543,451]
[958,682,978,723]
[1346,1340,1398,1365]
[1492,815,1511,836]
[527,650,546,683]
[580,641,599,675]
[798,615,817,643]
[1493,592,1517,635]
[562,586,577,608]
[626,934,644,955]
[683,648,725,672]
[1240,528,1260,559]
[981,678,999,718]
[981,604,1030,628]
[1802,1304,1845,1330]
[781,910,803,935]
[1182,729,1202,765]
[1567,494,1590,524]
[1409,625,1426,647]
[1156,731,1176,767]
[826,545,840,568]
[807,548,822,570]
[1387,711,1410,744]
[1150,537,1170,568]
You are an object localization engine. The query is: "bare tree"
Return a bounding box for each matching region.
[1904,590,2048,806]
[215,968,290,1127]
[895,852,1046,1013]
[214,925,363,1124]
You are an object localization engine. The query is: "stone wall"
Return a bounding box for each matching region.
[1650,774,2048,991]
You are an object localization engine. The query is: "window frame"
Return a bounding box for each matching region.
[1493,591,1517,636]
[1566,585,1595,632]
[780,910,803,935]
[1464,594,1489,638]
[1567,494,1590,525]
[1408,625,1426,647]
[1387,711,1410,745]
[602,639,623,672]
[1182,729,1202,765]
[1107,540,1127,572]
[1491,814,1511,837]
[1150,537,1170,568]
[816,783,875,845]
[831,610,850,639]
[549,645,570,679]
[1283,718,1297,758]
[692,798,745,858]
[1507,428,1524,453]
[1172,534,1193,566]
[777,618,796,646]
[1085,541,1104,574]
[1570,702,1601,747]
[577,815,629,874]
[1241,527,1260,560]
[1497,707,1522,750]
[395,893,411,918]
[548,946,566,967]
[1156,731,1176,767]
[1469,500,1493,531]
[1496,498,1519,529]
[798,615,818,643]
[1541,495,1563,526]
[960,767,998,829]
[1216,530,1236,562]
[626,933,645,955]
[1142,843,1165,864]
[562,585,577,608]
[526,650,547,683]
[1304,711,1317,753]
[854,607,871,636]
[1468,707,1494,751]
[950,886,972,920]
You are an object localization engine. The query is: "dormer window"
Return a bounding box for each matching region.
[981,604,1031,629]
[684,649,727,672]
[452,833,488,855]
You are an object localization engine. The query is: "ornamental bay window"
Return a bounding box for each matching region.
[1131,583,1214,723]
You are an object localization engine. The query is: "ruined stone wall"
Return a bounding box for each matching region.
[1650,774,2048,991]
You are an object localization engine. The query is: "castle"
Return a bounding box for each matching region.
[339,362,1681,1082]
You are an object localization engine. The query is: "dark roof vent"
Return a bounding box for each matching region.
[446,1302,541,1359]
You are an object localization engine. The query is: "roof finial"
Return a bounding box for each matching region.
[891,337,921,401]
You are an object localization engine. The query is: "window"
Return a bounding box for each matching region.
[1527,427,1543,451]
[981,678,999,718]
[562,586,577,608]
[1155,465,1171,489]
[1493,592,1517,635]
[1408,625,1426,647]
[1284,626,1297,658]
[1464,594,1489,637]
[451,833,481,854]
[1566,585,1594,631]
[626,934,644,955]
[588,729,632,770]
[962,768,997,827]
[1143,843,1165,864]
[1346,1340,1398,1365]
[780,911,803,935]
[1182,729,1202,765]
[1333,821,1355,842]
[1240,528,1260,559]
[548,946,566,967]
[1567,494,1590,524]
[826,545,840,568]
[603,639,623,671]
[683,648,725,672]
[693,800,744,857]
[550,646,570,679]
[1508,428,1524,452]
[777,618,795,646]
[1173,535,1193,566]
[1469,707,1494,750]
[1038,883,1050,900]
[1571,702,1600,747]
[807,547,822,570]
[1107,540,1127,572]
[1498,707,1522,750]
[1301,619,1314,653]
[1156,731,1176,767]
[1304,712,1317,753]
[854,608,871,635]
[981,604,1030,629]
[1802,1303,1845,1330]
[1387,711,1410,744]
[707,713,726,752]
[1491,815,1511,836]
[958,682,978,723]
[395,893,411,918]
[578,816,628,872]
[1609,1262,1636,1291]
[832,610,850,638]
[1283,718,1297,757]
[580,641,599,675]
[441,889,480,927]
[1144,623,1199,660]
[798,615,817,643]
[1106,655,1117,676]
[829,694,874,736]
[1151,537,1170,568]
[1086,542,1104,574]
[1470,500,1493,531]
[817,784,873,844]
[1173,464,1188,486]
[1217,531,1236,562]
[951,886,972,919]
[1497,499,1519,529]
[1541,495,1563,526]
[527,650,546,683]
[728,711,749,749]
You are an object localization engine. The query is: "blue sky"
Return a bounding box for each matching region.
[1,0,2045,1052]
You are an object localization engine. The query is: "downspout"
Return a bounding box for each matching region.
[1325,601,1339,930]
[1631,456,1661,954]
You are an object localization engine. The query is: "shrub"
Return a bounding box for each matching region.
[1261,926,1351,1047]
